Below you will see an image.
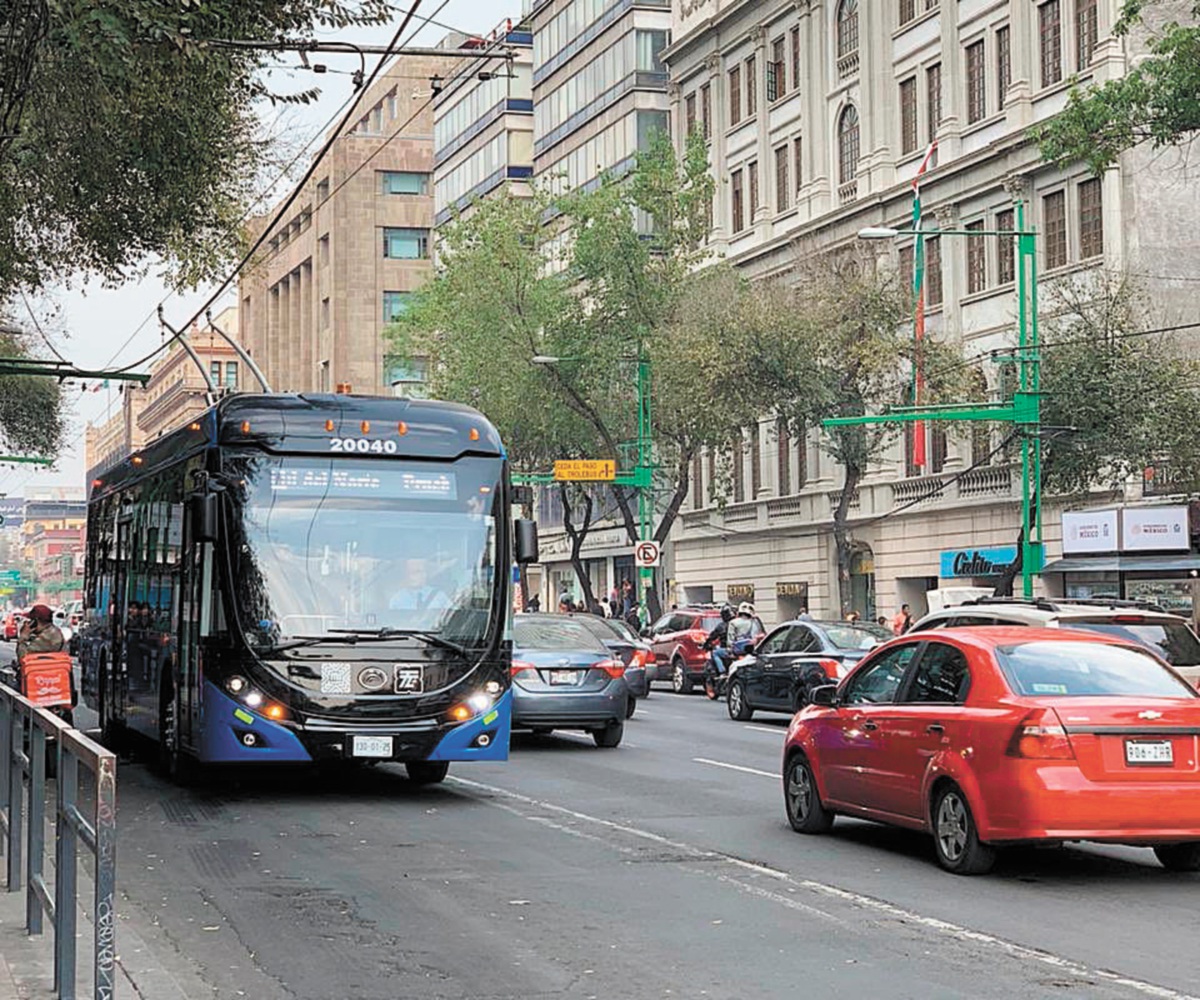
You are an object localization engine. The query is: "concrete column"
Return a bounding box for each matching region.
[752,24,771,228]
[860,0,893,194]
[798,0,830,217]
[1004,0,1035,128]
[935,4,963,161]
[704,51,729,247]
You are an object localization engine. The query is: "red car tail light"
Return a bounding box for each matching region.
[1009,708,1075,760]
[594,659,626,680]
[630,649,651,668]
[511,659,538,680]
[817,658,841,680]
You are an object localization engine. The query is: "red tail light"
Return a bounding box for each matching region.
[817,658,841,680]
[511,659,537,680]
[631,649,651,668]
[595,659,626,680]
[1009,708,1075,760]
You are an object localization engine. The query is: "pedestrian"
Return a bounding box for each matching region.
[527,595,541,613]
[891,603,913,636]
[624,602,642,631]
[621,579,634,615]
[876,615,888,628]
[797,605,813,621]
[558,585,572,610]
[845,610,860,623]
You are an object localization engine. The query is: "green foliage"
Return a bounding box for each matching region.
[0,0,391,296]
[0,328,64,455]
[1037,2,1200,173]
[1038,275,1200,495]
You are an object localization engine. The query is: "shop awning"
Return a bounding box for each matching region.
[1041,554,1200,573]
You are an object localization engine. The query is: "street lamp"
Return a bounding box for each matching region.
[843,203,1043,599]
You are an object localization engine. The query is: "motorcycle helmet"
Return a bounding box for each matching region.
[737,602,755,616]
[720,603,735,622]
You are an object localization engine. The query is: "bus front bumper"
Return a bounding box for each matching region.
[199,682,511,764]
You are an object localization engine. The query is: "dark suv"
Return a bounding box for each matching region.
[644,607,765,693]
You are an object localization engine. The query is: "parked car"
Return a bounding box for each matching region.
[782,626,1200,875]
[2,609,23,641]
[567,614,653,718]
[512,614,630,747]
[725,620,893,720]
[644,606,765,694]
[909,597,1200,689]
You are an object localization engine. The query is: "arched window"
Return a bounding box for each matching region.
[838,105,860,184]
[837,0,859,58]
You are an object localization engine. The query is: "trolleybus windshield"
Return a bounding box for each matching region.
[226,453,501,648]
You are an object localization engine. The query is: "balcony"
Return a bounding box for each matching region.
[837,179,858,204]
[837,51,859,80]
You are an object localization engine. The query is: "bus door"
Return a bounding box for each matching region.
[113,515,134,728]
[177,520,208,750]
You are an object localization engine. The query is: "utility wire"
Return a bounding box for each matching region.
[108,0,437,376]
[18,290,68,363]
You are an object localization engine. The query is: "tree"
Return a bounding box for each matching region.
[744,250,969,617]
[1037,2,1200,173]
[992,274,1200,594]
[0,0,391,298]
[393,132,760,618]
[0,323,65,456]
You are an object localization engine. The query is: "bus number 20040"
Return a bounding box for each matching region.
[329,438,399,454]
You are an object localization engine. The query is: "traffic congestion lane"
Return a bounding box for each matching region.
[474,694,1200,997]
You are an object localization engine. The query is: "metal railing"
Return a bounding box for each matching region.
[0,680,117,1000]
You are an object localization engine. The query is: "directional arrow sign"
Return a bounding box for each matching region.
[0,570,20,583]
[554,459,616,482]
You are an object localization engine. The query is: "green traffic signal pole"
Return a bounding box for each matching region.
[826,199,1043,599]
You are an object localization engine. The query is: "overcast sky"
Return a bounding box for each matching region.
[6,0,503,499]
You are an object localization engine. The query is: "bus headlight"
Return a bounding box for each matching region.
[484,680,501,695]
[225,676,248,695]
[468,692,492,714]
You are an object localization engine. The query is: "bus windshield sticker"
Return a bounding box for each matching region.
[320,663,353,695]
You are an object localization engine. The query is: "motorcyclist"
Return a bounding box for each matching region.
[727,602,758,654]
[17,605,65,663]
[702,604,736,675]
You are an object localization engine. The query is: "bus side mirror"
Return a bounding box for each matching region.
[191,493,219,543]
[515,519,539,564]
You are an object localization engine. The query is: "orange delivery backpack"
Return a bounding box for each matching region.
[20,652,74,709]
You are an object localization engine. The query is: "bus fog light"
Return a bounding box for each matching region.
[475,733,491,748]
[484,680,501,695]
[226,676,248,695]
[241,732,258,747]
[468,693,491,713]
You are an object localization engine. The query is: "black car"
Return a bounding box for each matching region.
[567,615,652,717]
[726,620,892,720]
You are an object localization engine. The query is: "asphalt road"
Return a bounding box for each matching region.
[15,645,1198,1000]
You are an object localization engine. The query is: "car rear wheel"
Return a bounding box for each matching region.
[592,720,624,748]
[625,694,637,719]
[784,754,834,834]
[406,761,450,785]
[727,680,753,721]
[1153,842,1200,872]
[931,785,996,875]
[671,658,692,695]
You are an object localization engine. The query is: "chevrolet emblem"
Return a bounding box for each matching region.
[1137,710,1163,721]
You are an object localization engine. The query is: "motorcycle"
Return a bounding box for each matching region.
[702,636,756,701]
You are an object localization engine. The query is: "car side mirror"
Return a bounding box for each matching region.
[190,492,219,543]
[810,684,838,708]
[514,518,539,564]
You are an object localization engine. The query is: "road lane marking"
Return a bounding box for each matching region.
[692,757,778,780]
[449,775,1200,1000]
[744,725,788,736]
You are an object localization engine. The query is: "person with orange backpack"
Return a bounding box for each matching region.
[17,604,65,660]
[16,604,73,718]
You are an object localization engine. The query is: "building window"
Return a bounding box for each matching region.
[966,40,986,124]
[318,360,330,392]
[729,65,742,126]
[701,83,712,140]
[732,434,745,504]
[1044,190,1067,269]
[926,236,943,307]
[383,291,412,323]
[386,357,428,397]
[382,227,429,259]
[929,426,948,474]
[316,177,330,202]
[966,220,986,294]
[1079,177,1103,259]
[769,37,786,102]
[745,56,757,116]
[791,28,801,94]
[793,137,803,191]
[750,422,762,498]
[900,77,918,154]
[225,361,239,389]
[1076,0,1098,70]
[318,234,330,268]
[1040,1,1063,87]
[926,63,942,142]
[997,25,1011,110]
[685,92,697,135]
[837,0,859,59]
[838,105,860,184]
[209,361,221,385]
[777,418,791,495]
[321,297,330,329]
[380,171,429,195]
[996,208,1015,284]
[748,160,759,218]
[900,0,916,23]
[692,453,704,509]
[775,145,790,212]
[731,169,745,234]
[899,244,915,294]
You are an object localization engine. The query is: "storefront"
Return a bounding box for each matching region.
[1042,506,1200,622]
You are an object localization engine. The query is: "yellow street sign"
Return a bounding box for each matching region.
[554,459,616,482]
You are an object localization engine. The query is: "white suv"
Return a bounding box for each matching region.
[909,598,1200,689]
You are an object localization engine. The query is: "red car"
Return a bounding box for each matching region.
[644,607,764,694]
[783,627,1200,875]
[3,610,24,642]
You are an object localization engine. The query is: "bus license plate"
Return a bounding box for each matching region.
[352,736,394,758]
[1125,740,1173,765]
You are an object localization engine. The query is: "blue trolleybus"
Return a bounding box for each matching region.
[80,394,538,783]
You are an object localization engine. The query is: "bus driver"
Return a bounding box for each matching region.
[389,557,451,615]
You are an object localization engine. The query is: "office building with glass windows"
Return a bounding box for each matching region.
[238,53,454,397]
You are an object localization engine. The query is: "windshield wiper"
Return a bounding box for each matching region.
[327,627,472,658]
